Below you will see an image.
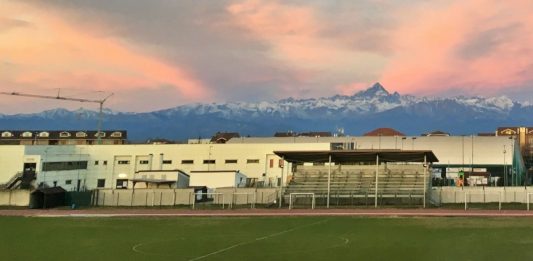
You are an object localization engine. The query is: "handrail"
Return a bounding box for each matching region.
[0,172,23,189]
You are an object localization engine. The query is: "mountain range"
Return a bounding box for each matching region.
[1,83,531,141]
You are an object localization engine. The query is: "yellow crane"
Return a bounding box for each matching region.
[0,90,113,144]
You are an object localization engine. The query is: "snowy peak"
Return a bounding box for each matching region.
[0,83,530,141]
[1,83,526,120]
[356,82,390,97]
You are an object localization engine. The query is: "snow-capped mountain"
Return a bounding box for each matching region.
[0,83,531,141]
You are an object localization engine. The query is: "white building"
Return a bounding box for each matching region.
[0,135,525,191]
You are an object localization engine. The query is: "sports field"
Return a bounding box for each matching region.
[1,216,533,261]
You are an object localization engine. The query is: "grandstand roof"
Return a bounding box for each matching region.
[273,150,438,163]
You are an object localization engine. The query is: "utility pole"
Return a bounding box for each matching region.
[0,91,113,144]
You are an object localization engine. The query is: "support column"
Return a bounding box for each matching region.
[375,154,379,208]
[327,154,332,208]
[424,154,427,208]
[279,156,284,208]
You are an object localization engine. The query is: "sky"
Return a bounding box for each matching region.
[0,0,532,113]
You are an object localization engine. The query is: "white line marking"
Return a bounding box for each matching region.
[187,220,327,261]
[34,212,533,218]
[132,242,150,255]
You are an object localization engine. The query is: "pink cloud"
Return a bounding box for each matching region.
[0,1,211,111]
[2,0,532,114]
[226,0,386,96]
[380,0,533,96]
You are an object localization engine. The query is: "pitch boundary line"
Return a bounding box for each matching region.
[187,219,327,261]
[33,212,533,218]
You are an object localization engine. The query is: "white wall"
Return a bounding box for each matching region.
[132,170,190,189]
[22,142,325,189]
[0,146,28,184]
[229,136,516,166]
[190,171,247,189]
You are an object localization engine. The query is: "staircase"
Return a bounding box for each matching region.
[0,171,36,190]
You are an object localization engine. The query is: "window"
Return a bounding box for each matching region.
[118,160,130,165]
[225,159,238,164]
[110,131,122,138]
[203,159,215,164]
[103,160,108,165]
[162,160,172,164]
[65,180,72,185]
[181,160,194,164]
[42,161,88,171]
[139,160,149,164]
[95,160,99,165]
[95,131,106,138]
[97,179,105,188]
[76,131,87,138]
[330,142,355,150]
[1,131,13,138]
[115,179,128,189]
[21,131,32,138]
[59,131,71,138]
[247,159,260,164]
[38,132,49,138]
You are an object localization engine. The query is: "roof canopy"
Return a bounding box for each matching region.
[274,150,438,163]
[31,187,66,194]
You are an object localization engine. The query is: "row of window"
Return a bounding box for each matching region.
[140,160,173,164]
[187,159,260,164]
[42,161,88,171]
[48,159,264,169]
[111,159,261,165]
[1,131,123,138]
[117,160,173,165]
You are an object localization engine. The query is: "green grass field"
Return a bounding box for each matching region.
[1,216,533,260]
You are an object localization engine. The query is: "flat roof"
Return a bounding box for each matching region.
[274,150,438,163]
[135,169,189,177]
[130,179,177,184]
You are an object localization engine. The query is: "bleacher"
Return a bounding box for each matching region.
[284,164,427,205]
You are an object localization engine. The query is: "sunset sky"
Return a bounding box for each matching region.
[1,0,532,113]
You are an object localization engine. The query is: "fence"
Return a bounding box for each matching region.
[94,189,195,207]
[65,191,93,208]
[431,187,533,205]
[213,188,278,206]
[93,188,279,207]
[0,190,30,206]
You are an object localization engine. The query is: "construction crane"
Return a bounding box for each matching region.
[0,90,114,144]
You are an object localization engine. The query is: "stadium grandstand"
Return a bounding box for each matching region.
[274,150,438,208]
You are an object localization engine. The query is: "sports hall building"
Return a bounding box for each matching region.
[0,135,524,192]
